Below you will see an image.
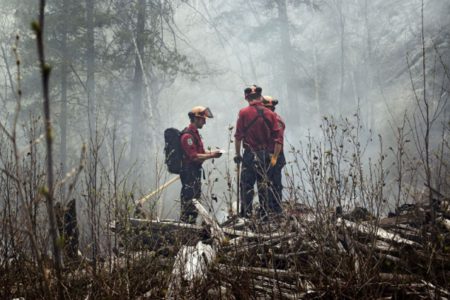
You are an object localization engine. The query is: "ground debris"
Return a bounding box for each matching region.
[115,197,450,299]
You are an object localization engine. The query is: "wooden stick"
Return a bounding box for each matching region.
[136,175,180,206]
[236,163,240,215]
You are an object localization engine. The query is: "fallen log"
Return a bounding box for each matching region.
[379,211,426,227]
[117,217,295,241]
[217,264,306,282]
[337,218,419,246]
[255,275,299,291]
[110,218,203,233]
[193,199,226,245]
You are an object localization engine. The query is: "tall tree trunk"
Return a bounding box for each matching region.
[59,0,69,198]
[86,0,96,137]
[130,0,146,163]
[336,0,345,113]
[364,0,374,129]
[86,0,99,271]
[309,0,322,117]
[312,44,322,117]
[276,0,299,120]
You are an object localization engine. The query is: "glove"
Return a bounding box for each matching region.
[233,155,242,164]
[270,154,278,167]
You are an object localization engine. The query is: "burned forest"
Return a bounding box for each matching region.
[0,0,449,299]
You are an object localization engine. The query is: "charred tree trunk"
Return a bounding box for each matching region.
[64,199,79,261]
[130,0,146,163]
[55,200,79,263]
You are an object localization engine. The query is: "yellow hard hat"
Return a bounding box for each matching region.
[189,106,214,119]
[262,95,279,107]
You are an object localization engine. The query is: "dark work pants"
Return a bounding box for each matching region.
[240,150,271,217]
[180,165,201,224]
[267,152,285,214]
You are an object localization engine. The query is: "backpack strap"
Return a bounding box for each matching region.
[180,129,200,167]
[243,106,272,133]
[180,128,199,146]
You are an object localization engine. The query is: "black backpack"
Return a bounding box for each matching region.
[164,128,197,174]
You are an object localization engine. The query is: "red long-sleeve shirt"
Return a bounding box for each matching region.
[180,123,205,166]
[234,101,283,152]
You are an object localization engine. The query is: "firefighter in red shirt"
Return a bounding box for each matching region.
[262,96,286,214]
[234,85,283,218]
[180,106,222,223]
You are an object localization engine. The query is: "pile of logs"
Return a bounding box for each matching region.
[112,195,450,299]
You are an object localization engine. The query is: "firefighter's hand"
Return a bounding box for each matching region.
[270,154,278,167]
[210,150,222,158]
[233,155,242,164]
